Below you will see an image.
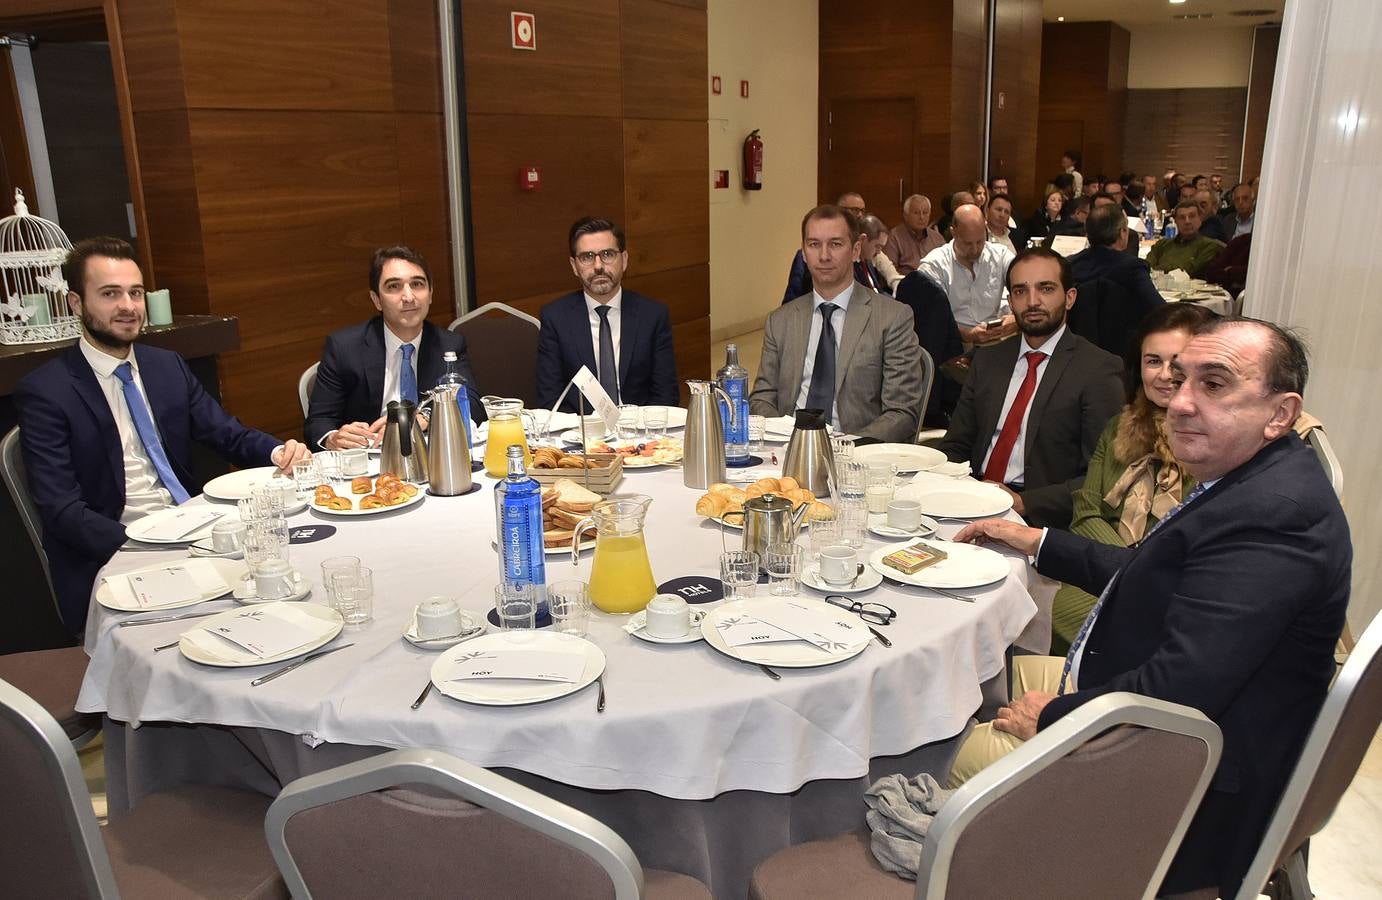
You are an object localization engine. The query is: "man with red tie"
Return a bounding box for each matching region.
[936,247,1122,528]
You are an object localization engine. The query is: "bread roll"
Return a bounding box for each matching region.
[806,500,833,520]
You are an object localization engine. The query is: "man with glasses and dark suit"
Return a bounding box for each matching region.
[535,217,679,412]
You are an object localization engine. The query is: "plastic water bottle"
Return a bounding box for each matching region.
[494,445,546,610]
[717,344,750,463]
[1142,200,1157,238]
[438,350,473,446]
[1163,213,1178,241]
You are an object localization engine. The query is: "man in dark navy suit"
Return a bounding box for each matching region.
[15,238,309,633]
[535,217,679,412]
[1065,202,1165,355]
[951,318,1350,896]
[305,246,482,449]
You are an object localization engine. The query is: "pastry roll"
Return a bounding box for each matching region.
[326,497,353,510]
[351,476,372,494]
[359,495,386,509]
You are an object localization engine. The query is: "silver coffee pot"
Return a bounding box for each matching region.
[683,379,736,490]
[426,384,473,496]
[723,492,810,566]
[781,408,836,497]
[380,400,429,484]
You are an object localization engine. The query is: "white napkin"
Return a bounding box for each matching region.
[103,560,230,611]
[183,604,328,662]
[929,460,972,478]
[763,415,798,438]
[717,601,857,651]
[126,566,201,609]
[139,508,224,541]
[446,648,586,683]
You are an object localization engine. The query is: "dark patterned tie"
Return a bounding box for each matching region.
[804,303,839,420]
[595,305,619,403]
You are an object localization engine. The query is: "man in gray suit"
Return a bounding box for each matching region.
[750,205,924,442]
[938,247,1122,528]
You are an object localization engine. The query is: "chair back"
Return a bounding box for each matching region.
[919,693,1221,900]
[914,346,936,444]
[1306,428,1343,499]
[448,302,542,407]
[299,362,320,418]
[1233,612,1382,900]
[0,677,118,899]
[266,748,643,900]
[1,427,61,621]
[894,271,963,425]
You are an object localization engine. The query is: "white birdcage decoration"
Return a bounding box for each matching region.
[0,188,79,345]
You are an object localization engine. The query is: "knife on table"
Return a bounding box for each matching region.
[250,643,355,686]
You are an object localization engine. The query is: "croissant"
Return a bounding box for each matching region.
[398,483,419,498]
[752,477,781,493]
[351,476,372,494]
[708,482,736,495]
[696,493,728,517]
[326,497,353,511]
[314,485,337,502]
[360,495,386,509]
[744,484,766,499]
[806,500,833,521]
[722,487,748,505]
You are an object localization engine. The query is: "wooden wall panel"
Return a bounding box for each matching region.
[624,262,708,326]
[461,0,622,117]
[395,112,454,323]
[623,118,709,275]
[1122,88,1247,188]
[1241,24,1279,183]
[129,108,208,310]
[948,0,987,190]
[673,315,710,391]
[388,0,444,115]
[988,0,1042,213]
[621,0,707,122]
[1036,21,1130,193]
[218,334,330,438]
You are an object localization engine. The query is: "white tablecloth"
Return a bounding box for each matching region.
[79,461,1044,801]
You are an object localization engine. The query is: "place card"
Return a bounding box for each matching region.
[102,559,231,611]
[141,508,224,541]
[570,365,622,434]
[719,601,858,651]
[447,648,587,683]
[127,566,202,609]
[715,615,804,648]
[199,607,323,659]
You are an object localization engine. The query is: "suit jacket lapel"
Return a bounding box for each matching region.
[1022,329,1076,461]
[976,338,1021,456]
[617,293,637,388]
[834,284,872,394]
[417,323,442,393]
[64,348,122,487]
[364,318,386,412]
[568,294,599,377]
[781,298,812,404]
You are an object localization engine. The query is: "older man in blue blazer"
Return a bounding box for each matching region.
[15,238,308,633]
[535,217,679,412]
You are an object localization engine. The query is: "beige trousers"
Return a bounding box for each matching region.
[948,655,1067,788]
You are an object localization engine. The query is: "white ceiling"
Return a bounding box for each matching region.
[1043,0,1284,29]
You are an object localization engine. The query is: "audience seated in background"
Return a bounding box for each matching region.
[1051,172,1076,202]
[969,181,989,211]
[1221,183,1256,239]
[918,204,1015,345]
[1123,179,1147,224]
[1204,232,1254,297]
[1082,175,1103,197]
[306,246,482,451]
[1141,174,1163,221]
[984,193,1025,254]
[937,248,1123,528]
[894,270,965,427]
[857,214,899,295]
[885,194,945,276]
[1065,203,1164,355]
[934,191,975,242]
[1146,200,1225,277]
[1061,150,1084,196]
[1209,173,1226,210]
[535,216,679,411]
[782,193,868,303]
[1043,196,1092,245]
[1195,189,1229,242]
[751,205,923,442]
[1025,189,1065,243]
[15,237,309,633]
[1089,192,1140,256]
[1049,302,1214,654]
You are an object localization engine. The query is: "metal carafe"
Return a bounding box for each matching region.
[380,400,429,483]
[781,408,836,497]
[724,492,810,565]
[426,384,472,496]
[683,379,736,489]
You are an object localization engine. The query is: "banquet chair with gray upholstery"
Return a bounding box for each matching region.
[913,346,937,444]
[298,362,319,418]
[1232,612,1382,900]
[265,747,711,900]
[0,677,287,899]
[2,426,61,620]
[749,693,1222,900]
[447,301,541,407]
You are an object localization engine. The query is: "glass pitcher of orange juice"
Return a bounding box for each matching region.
[571,495,656,614]
[481,396,535,477]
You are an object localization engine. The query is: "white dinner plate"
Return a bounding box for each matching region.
[705,515,745,531]
[701,597,870,668]
[430,631,606,706]
[628,608,707,645]
[896,481,1013,519]
[591,438,684,468]
[97,556,243,612]
[202,467,300,502]
[177,602,343,667]
[404,612,486,650]
[125,506,226,544]
[852,443,947,474]
[867,539,1009,590]
[311,484,426,517]
[866,513,939,540]
[799,564,884,594]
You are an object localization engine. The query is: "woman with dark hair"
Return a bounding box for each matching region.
[1049,303,1216,653]
[1025,189,1064,242]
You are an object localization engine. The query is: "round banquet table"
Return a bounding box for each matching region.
[78,451,1051,897]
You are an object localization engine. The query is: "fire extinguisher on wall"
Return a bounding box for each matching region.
[743,129,764,191]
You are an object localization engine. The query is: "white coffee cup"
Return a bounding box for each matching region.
[341,448,369,477]
[819,545,859,586]
[644,593,691,638]
[211,519,247,553]
[415,596,464,639]
[581,414,606,436]
[253,559,297,599]
[887,499,923,532]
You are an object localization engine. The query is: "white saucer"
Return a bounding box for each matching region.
[189,538,245,560]
[799,564,884,594]
[629,609,707,645]
[866,514,940,540]
[232,571,312,604]
[404,612,486,650]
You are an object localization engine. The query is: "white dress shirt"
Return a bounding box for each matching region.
[794,285,853,431]
[980,324,1066,486]
[78,336,172,523]
[988,229,1016,255]
[917,241,1014,329]
[1233,212,1254,239]
[585,289,624,391]
[379,324,423,416]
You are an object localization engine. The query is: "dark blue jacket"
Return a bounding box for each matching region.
[534,291,679,412]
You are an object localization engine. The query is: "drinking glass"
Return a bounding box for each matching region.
[720,551,760,601]
[837,497,868,549]
[319,556,360,610]
[808,514,841,561]
[316,451,342,483]
[494,583,538,631]
[548,579,592,637]
[293,460,321,493]
[747,415,767,453]
[618,405,641,441]
[642,406,669,441]
[830,436,855,468]
[865,464,897,514]
[765,543,803,596]
[331,566,373,625]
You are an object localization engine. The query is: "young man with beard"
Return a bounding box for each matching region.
[937,248,1122,528]
[14,237,309,633]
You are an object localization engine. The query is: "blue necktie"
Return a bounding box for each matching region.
[113,362,190,504]
[400,343,418,404]
[1057,482,1208,695]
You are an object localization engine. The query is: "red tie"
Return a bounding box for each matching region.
[983,352,1045,484]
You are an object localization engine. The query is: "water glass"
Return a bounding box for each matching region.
[837,497,868,549]
[720,551,760,601]
[494,583,538,631]
[831,436,856,467]
[319,556,360,609]
[642,406,669,441]
[316,451,342,483]
[747,415,767,453]
[808,514,841,561]
[331,566,373,625]
[293,460,321,492]
[765,543,803,596]
[618,404,641,441]
[865,464,897,514]
[548,579,592,637]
